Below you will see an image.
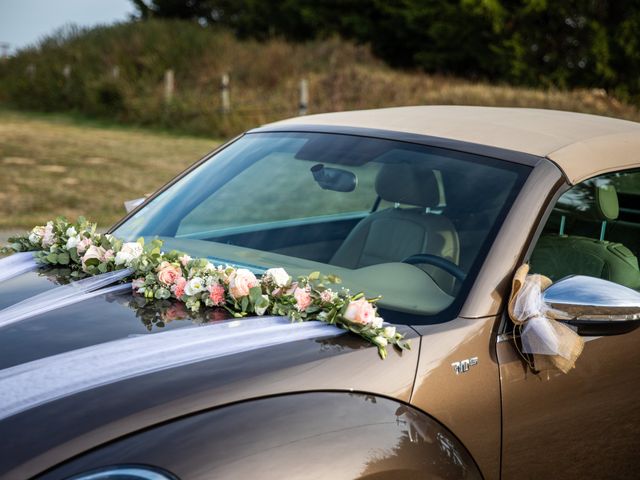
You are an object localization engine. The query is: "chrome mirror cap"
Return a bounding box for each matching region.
[543,275,640,322]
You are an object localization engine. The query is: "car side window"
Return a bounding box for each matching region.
[530,169,640,291]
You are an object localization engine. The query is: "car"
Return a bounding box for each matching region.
[1,105,639,480]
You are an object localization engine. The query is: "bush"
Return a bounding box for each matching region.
[1,19,639,137]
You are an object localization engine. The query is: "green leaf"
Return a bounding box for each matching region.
[241,296,249,312]
[46,253,58,263]
[249,286,262,304]
[57,252,70,265]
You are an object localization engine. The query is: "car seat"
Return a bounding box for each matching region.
[330,162,460,293]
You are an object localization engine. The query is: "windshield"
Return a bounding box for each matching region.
[114,132,529,323]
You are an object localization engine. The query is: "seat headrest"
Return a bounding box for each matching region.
[595,184,619,221]
[375,163,439,207]
[556,183,619,221]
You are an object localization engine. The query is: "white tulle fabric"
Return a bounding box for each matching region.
[0,268,133,329]
[0,317,343,420]
[0,252,38,284]
[509,267,584,373]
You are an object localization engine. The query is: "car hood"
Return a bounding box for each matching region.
[0,269,420,479]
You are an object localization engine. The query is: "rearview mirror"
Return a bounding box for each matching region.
[542,275,640,336]
[310,164,357,192]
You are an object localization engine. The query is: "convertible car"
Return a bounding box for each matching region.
[1,106,639,479]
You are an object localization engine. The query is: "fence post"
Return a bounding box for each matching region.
[164,69,174,103]
[26,63,36,80]
[0,42,9,60]
[111,65,120,79]
[221,73,230,113]
[62,64,71,79]
[299,78,309,115]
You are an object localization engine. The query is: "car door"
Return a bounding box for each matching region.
[497,168,640,479]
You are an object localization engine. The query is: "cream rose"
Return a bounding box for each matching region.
[28,226,45,245]
[228,268,258,299]
[81,245,106,270]
[371,316,383,329]
[115,242,143,266]
[66,226,77,237]
[343,298,376,325]
[383,326,396,338]
[264,267,290,287]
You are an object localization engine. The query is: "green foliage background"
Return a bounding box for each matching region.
[134,0,640,103]
[1,1,640,138]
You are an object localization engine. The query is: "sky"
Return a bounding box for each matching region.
[0,0,137,54]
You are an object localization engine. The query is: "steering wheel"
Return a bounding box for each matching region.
[401,254,467,282]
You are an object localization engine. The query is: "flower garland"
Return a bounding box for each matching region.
[1,217,410,358]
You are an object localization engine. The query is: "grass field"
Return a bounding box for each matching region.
[0,109,217,231]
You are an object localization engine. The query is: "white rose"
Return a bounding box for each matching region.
[65,236,79,249]
[371,317,383,329]
[28,226,45,244]
[184,277,205,296]
[115,242,143,266]
[264,267,290,287]
[66,227,77,237]
[383,326,396,338]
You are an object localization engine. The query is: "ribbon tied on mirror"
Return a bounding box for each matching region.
[508,264,584,373]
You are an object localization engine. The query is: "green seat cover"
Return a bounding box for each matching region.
[531,183,640,290]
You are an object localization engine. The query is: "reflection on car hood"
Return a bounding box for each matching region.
[0,268,420,479]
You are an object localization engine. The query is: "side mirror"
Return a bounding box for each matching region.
[124,197,146,213]
[542,275,640,336]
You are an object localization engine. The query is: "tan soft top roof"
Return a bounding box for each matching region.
[270,106,640,184]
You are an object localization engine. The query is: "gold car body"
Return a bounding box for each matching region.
[276,106,640,479]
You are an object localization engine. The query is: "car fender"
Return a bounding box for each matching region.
[42,391,482,480]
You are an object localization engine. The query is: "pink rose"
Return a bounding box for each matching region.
[156,261,182,286]
[76,237,92,254]
[173,277,187,298]
[343,298,376,325]
[179,255,192,267]
[294,286,312,312]
[102,249,115,262]
[208,283,226,305]
[228,268,258,299]
[42,222,55,248]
